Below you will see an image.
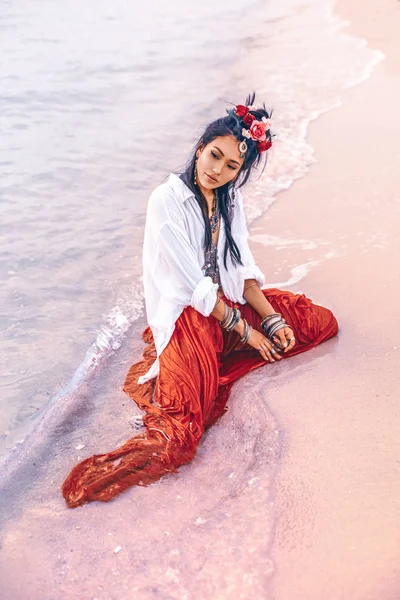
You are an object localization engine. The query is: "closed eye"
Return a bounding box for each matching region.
[211,151,237,170]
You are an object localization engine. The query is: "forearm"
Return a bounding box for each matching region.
[210,275,275,336]
[211,295,245,337]
[242,279,275,318]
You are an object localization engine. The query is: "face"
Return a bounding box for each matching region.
[195,134,244,193]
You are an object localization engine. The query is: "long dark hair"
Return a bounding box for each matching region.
[179,91,273,269]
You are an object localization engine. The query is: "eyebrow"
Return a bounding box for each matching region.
[213,146,241,166]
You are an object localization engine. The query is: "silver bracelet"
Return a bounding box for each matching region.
[226,308,241,332]
[263,318,287,340]
[223,308,236,331]
[219,305,231,327]
[261,313,282,327]
[239,319,252,344]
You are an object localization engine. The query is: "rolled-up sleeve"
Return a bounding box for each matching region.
[232,192,265,302]
[155,222,218,316]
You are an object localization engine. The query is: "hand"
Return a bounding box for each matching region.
[272,326,296,354]
[247,328,283,363]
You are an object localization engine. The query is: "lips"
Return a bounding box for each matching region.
[206,173,218,183]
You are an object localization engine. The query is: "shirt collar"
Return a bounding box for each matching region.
[168,172,195,203]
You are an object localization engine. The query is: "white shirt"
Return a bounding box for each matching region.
[138,172,265,384]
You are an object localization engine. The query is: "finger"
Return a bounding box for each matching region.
[276,329,288,350]
[271,346,283,360]
[284,330,296,353]
[258,344,275,362]
[272,335,285,350]
[257,346,269,362]
[264,345,275,362]
[284,327,294,342]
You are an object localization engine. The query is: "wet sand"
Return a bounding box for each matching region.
[249,0,400,597]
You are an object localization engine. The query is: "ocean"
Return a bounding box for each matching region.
[0,0,382,596]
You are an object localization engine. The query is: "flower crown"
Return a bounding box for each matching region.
[227,104,273,158]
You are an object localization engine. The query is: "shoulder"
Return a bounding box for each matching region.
[146,174,187,229]
[148,180,176,208]
[150,173,188,205]
[148,175,181,208]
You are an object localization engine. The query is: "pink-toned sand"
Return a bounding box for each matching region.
[1,1,399,599]
[249,0,400,597]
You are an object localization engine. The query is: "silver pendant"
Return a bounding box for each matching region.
[203,242,221,285]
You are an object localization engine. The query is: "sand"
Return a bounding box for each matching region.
[248,0,400,597]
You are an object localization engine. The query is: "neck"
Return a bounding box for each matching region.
[197,182,215,205]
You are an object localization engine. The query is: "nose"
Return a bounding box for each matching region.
[212,165,221,175]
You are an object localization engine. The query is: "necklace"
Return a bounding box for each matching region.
[209,190,220,233]
[203,242,221,285]
[203,191,221,285]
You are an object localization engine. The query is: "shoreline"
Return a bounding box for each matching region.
[248,0,400,597]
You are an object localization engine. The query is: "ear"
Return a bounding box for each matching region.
[196,142,204,158]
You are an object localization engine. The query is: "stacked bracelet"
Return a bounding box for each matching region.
[260,313,282,327]
[239,318,252,344]
[261,312,288,341]
[219,306,241,332]
[226,307,241,332]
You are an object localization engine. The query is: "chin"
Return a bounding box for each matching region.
[199,177,215,189]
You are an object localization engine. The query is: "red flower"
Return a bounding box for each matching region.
[249,120,267,142]
[257,140,272,153]
[235,104,249,117]
[242,113,255,126]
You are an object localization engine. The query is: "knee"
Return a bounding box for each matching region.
[296,303,339,347]
[318,306,339,342]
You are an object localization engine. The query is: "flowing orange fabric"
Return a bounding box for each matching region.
[62,288,338,508]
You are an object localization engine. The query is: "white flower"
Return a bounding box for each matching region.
[262,117,272,128]
[242,128,251,139]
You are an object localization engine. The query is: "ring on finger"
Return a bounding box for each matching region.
[260,346,271,357]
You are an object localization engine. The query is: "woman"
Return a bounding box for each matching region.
[62,92,338,508]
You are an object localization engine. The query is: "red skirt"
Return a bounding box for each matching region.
[62,288,338,508]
